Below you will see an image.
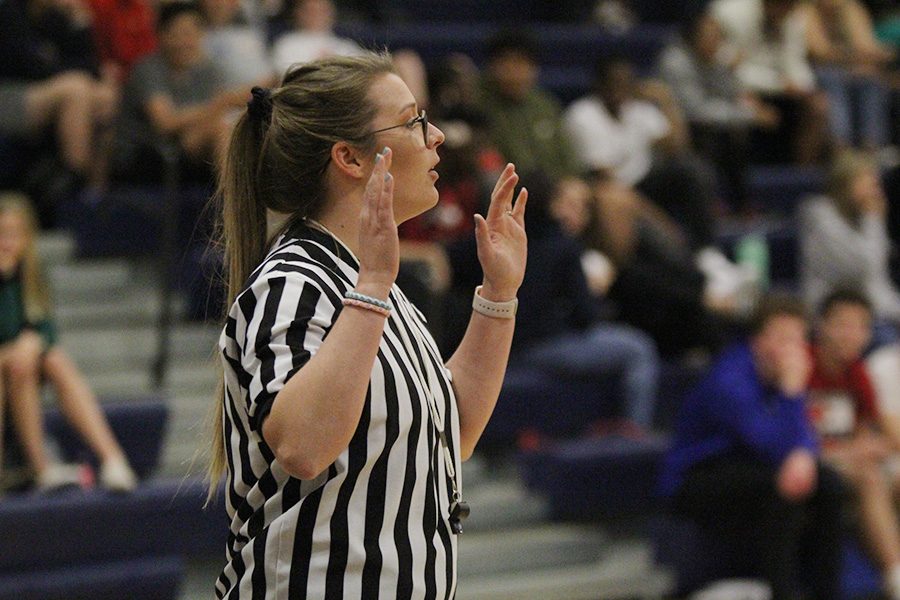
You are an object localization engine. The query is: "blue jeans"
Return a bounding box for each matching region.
[816,66,891,148]
[520,323,660,428]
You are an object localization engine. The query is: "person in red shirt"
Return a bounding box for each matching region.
[87,0,157,82]
[809,288,900,599]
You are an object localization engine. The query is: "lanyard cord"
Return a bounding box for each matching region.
[391,305,462,503]
[303,218,462,503]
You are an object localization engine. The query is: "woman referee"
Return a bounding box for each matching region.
[208,53,528,598]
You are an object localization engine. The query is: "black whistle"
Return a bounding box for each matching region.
[449,500,470,534]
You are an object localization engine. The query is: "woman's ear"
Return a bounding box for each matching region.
[329,141,369,181]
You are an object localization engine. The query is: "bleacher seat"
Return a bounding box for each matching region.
[1,477,225,572]
[518,433,670,520]
[0,556,184,600]
[480,366,621,451]
[56,186,210,259]
[745,165,826,215]
[333,22,674,103]
[45,397,168,480]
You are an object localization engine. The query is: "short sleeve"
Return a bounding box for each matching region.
[635,102,670,143]
[235,272,334,432]
[129,57,168,105]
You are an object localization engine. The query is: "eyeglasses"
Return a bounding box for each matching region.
[368,109,429,146]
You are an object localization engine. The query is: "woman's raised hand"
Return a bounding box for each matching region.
[356,147,399,300]
[474,163,528,301]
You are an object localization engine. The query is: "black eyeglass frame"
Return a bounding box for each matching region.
[368,109,429,146]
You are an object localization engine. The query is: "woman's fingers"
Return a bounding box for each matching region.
[511,187,528,226]
[487,166,519,221]
[491,163,515,197]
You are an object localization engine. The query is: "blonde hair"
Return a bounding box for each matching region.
[0,193,50,324]
[207,53,395,499]
[827,148,877,224]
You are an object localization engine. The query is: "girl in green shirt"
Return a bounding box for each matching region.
[0,193,137,493]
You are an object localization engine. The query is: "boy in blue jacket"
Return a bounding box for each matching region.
[659,294,846,600]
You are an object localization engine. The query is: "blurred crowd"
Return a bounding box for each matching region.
[1,0,900,594]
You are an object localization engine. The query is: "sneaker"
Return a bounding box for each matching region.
[36,463,85,493]
[99,456,138,493]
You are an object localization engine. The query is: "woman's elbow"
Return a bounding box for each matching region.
[274,443,329,480]
[263,421,328,480]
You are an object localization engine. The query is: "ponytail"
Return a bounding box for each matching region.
[206,52,396,500]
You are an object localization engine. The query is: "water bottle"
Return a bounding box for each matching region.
[735,233,770,290]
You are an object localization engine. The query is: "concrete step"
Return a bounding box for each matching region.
[38,231,76,266]
[48,259,136,298]
[458,524,608,577]
[461,479,547,531]
[57,324,220,375]
[458,540,672,600]
[54,289,176,330]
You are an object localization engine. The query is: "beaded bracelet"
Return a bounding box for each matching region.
[342,297,391,317]
[345,290,391,311]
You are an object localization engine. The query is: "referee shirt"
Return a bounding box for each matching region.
[215,222,462,599]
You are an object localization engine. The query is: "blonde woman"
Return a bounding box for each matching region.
[0,193,136,492]
[209,53,527,597]
[799,150,900,325]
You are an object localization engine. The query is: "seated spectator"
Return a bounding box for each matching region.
[270,0,428,102]
[447,173,661,431]
[477,30,578,180]
[201,0,275,89]
[658,10,781,212]
[578,174,742,357]
[659,294,845,599]
[799,149,900,325]
[805,0,895,151]
[110,0,233,185]
[0,0,118,198]
[711,0,832,164]
[808,289,900,599]
[0,193,136,492]
[548,176,618,299]
[271,0,362,75]
[564,56,720,253]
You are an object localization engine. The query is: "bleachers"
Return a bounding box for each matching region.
[1,398,226,599]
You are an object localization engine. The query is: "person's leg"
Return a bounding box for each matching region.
[675,458,806,600]
[637,155,718,251]
[42,348,126,464]
[855,75,891,150]
[816,66,854,148]
[523,324,660,429]
[794,91,832,165]
[801,463,847,600]
[4,332,50,477]
[582,323,659,429]
[23,72,96,175]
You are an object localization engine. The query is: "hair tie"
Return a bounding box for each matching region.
[247,86,273,123]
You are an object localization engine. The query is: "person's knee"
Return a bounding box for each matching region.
[804,92,830,121]
[5,351,40,383]
[45,72,94,103]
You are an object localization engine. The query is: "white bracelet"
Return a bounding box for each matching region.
[472,286,518,319]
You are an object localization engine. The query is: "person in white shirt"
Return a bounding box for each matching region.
[271,0,362,75]
[202,0,276,88]
[563,56,717,253]
[711,0,831,163]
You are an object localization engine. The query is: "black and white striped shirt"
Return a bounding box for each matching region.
[215,223,461,599]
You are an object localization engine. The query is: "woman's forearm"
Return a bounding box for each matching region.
[446,292,515,460]
[262,291,387,480]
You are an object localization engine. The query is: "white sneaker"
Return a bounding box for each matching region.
[99,456,138,492]
[884,564,900,600]
[36,463,85,493]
